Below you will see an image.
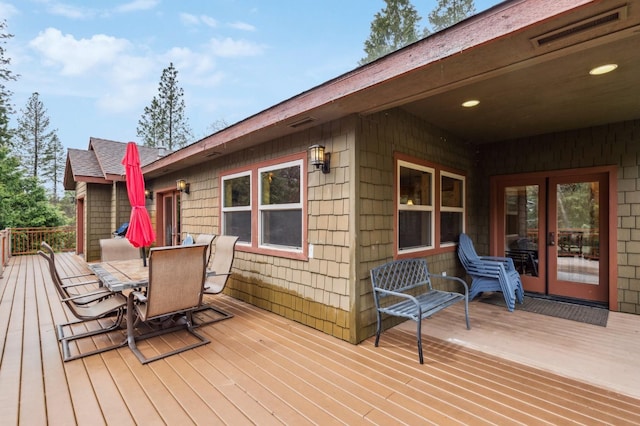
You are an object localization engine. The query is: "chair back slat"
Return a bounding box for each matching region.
[195,234,216,266]
[205,235,239,294]
[145,244,207,319]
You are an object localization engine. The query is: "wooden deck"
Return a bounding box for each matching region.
[1,253,639,425]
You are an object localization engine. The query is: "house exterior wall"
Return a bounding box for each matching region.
[85,183,113,261]
[355,109,474,341]
[75,182,87,258]
[113,182,131,234]
[477,119,640,314]
[145,117,357,341]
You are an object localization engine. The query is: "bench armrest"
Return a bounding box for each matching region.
[428,273,469,295]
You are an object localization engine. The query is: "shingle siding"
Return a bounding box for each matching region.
[479,119,640,314]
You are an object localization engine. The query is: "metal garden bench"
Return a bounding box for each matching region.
[370,258,470,364]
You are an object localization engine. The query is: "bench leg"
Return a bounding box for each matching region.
[374,312,382,347]
[416,319,424,364]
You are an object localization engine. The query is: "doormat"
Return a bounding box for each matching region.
[479,294,609,327]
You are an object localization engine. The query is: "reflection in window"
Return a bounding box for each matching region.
[222,172,252,243]
[504,185,539,277]
[259,161,303,250]
[440,172,465,245]
[398,161,434,252]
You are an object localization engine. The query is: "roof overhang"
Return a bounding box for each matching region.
[143,0,640,178]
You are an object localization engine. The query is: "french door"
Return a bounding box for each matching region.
[157,191,182,246]
[491,168,614,304]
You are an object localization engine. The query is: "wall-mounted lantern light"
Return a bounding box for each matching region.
[176,179,190,194]
[309,144,330,174]
[145,189,153,200]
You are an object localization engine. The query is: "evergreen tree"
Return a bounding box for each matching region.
[42,132,66,201]
[137,96,164,148]
[428,0,476,33]
[14,92,55,177]
[0,146,66,228]
[360,0,423,65]
[0,20,18,148]
[137,62,192,150]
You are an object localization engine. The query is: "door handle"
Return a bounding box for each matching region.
[548,231,555,246]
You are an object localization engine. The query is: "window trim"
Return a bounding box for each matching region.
[221,170,253,246]
[220,152,308,260]
[439,170,466,248]
[397,159,435,254]
[258,159,305,252]
[394,153,466,258]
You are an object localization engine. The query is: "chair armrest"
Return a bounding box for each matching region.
[61,279,101,288]
[131,291,147,303]
[61,289,112,302]
[61,272,96,280]
[479,255,517,270]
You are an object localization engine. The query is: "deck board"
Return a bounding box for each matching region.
[1,252,640,425]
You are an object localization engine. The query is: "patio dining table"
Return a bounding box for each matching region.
[89,259,150,292]
[89,257,217,293]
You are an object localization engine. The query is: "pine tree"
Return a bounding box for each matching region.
[428,0,476,33]
[137,62,192,150]
[14,92,55,177]
[137,96,165,148]
[0,20,18,148]
[359,0,423,65]
[42,132,66,201]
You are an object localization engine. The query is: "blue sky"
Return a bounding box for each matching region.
[2,0,502,151]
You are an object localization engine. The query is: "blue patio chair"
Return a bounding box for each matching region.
[457,233,524,311]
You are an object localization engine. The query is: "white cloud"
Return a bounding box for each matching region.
[207,37,265,57]
[115,0,159,13]
[0,2,19,19]
[29,28,132,75]
[228,21,255,32]
[179,12,200,26]
[200,15,217,28]
[47,3,94,19]
[180,13,218,28]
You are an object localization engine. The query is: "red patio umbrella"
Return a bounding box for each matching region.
[122,142,156,264]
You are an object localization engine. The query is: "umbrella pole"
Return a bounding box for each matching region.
[141,247,147,267]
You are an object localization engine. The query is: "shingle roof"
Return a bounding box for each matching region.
[64,137,162,190]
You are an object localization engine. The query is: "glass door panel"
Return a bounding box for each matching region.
[548,175,608,302]
[498,179,545,294]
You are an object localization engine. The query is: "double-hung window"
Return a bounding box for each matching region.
[221,171,252,244]
[221,155,305,257]
[398,160,435,253]
[258,160,303,251]
[440,171,465,245]
[396,156,465,255]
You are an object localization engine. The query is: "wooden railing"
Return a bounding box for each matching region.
[1,228,9,277]
[7,226,76,256]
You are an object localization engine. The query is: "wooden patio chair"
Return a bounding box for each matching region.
[39,242,112,305]
[457,233,524,311]
[38,247,127,362]
[126,244,210,364]
[99,238,141,261]
[193,235,239,327]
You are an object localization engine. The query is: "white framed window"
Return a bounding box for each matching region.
[397,160,435,253]
[258,159,303,252]
[221,171,252,244]
[396,156,466,255]
[440,171,465,245]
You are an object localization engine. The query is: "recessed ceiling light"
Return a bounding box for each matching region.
[589,64,618,75]
[462,100,480,108]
